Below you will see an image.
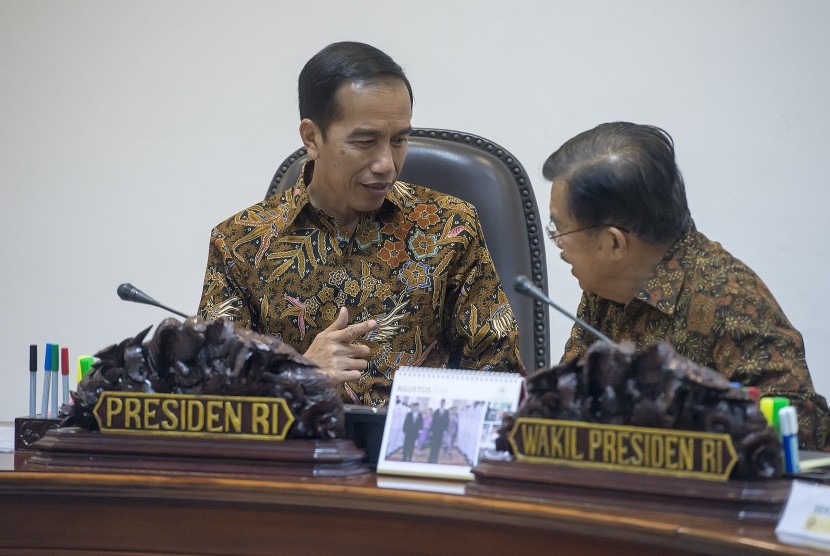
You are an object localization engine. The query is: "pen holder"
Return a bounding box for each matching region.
[343,405,387,469]
[14,417,61,451]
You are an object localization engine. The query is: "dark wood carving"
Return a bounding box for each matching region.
[25,427,370,477]
[469,457,791,522]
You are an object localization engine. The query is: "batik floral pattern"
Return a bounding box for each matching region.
[562,228,830,449]
[199,167,523,406]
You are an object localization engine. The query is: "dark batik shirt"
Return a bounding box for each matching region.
[563,228,830,449]
[198,169,524,406]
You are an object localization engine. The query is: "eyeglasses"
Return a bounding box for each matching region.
[545,218,629,242]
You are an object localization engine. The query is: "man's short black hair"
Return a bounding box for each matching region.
[543,122,692,245]
[298,41,413,137]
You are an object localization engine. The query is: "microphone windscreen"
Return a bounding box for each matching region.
[117,283,136,301]
[513,275,534,295]
[117,283,158,306]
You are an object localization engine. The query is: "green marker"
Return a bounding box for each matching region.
[760,396,790,436]
[77,355,94,382]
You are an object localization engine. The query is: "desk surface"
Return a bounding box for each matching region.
[1,448,822,556]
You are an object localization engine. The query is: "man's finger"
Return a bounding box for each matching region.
[347,342,372,358]
[356,318,378,335]
[325,307,349,332]
[333,317,377,343]
[337,369,363,382]
[342,356,370,373]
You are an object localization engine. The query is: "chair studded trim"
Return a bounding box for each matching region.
[267,147,308,199]
[266,128,550,371]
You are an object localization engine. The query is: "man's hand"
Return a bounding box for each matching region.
[303,307,377,384]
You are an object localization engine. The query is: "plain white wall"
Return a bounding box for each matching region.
[1,0,828,421]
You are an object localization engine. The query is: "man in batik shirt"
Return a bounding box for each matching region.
[198,42,523,406]
[543,122,829,449]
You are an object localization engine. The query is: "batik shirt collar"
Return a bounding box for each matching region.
[272,161,406,233]
[632,227,699,317]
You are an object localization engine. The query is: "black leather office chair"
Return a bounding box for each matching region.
[266,128,549,371]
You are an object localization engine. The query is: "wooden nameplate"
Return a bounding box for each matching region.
[23,427,370,478]
[468,457,791,522]
[14,417,61,451]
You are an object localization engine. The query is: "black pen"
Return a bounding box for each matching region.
[29,345,37,417]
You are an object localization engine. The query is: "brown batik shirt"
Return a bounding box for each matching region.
[198,169,524,406]
[562,228,830,449]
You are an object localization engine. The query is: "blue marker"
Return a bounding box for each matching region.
[40,343,53,417]
[29,345,37,417]
[779,406,800,474]
[50,344,59,418]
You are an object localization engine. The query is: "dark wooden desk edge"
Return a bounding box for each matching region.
[0,457,816,556]
[0,427,824,554]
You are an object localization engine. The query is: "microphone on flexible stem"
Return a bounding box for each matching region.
[117,283,190,319]
[513,275,616,346]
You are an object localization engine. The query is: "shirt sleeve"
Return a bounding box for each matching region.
[197,228,255,330]
[561,293,596,364]
[709,284,830,450]
[445,214,525,375]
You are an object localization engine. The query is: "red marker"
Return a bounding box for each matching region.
[60,347,70,406]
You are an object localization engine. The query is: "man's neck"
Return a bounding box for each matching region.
[306,182,359,235]
[609,241,671,305]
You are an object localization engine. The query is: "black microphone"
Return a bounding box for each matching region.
[117,283,190,319]
[513,275,615,346]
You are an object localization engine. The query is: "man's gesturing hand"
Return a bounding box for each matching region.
[303,307,377,384]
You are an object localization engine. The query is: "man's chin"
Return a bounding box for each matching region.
[362,181,393,191]
[360,183,392,203]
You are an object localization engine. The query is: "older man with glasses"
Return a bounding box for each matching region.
[544,121,830,450]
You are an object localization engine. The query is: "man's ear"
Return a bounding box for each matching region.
[607,227,629,261]
[299,119,322,161]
